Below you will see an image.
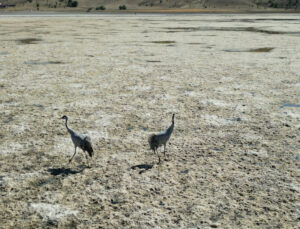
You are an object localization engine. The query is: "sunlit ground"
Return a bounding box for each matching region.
[0,13,299,228]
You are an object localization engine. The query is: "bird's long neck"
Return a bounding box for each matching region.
[166,120,174,135]
[65,118,73,135]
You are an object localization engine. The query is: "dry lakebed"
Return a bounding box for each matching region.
[0,13,299,228]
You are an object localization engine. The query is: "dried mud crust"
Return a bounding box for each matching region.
[0,14,299,228]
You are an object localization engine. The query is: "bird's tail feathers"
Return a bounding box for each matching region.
[148,134,157,150]
[84,136,94,157]
[87,148,93,158]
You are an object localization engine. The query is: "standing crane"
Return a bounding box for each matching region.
[148,114,175,164]
[61,115,94,166]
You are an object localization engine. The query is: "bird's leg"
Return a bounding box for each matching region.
[163,144,166,157]
[156,148,161,164]
[85,152,90,168]
[69,146,77,164]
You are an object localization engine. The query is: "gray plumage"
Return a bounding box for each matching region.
[61,115,94,164]
[149,114,175,163]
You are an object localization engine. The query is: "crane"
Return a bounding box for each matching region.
[61,115,94,166]
[148,114,175,163]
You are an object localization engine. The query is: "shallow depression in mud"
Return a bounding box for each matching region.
[17,38,43,44]
[24,60,65,65]
[224,47,274,52]
[281,103,300,108]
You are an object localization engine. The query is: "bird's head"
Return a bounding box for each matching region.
[61,115,68,120]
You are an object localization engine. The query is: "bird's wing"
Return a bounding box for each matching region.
[149,134,158,150]
[83,136,94,157]
[84,136,92,143]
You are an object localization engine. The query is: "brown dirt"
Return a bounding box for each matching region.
[0,13,299,228]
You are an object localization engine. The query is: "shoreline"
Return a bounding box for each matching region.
[1,8,300,14]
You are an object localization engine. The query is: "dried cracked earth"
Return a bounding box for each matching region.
[0,13,299,228]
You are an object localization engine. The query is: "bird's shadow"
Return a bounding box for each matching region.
[131,164,154,174]
[47,167,85,176]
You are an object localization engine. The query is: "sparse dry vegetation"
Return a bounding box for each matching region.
[0,14,299,228]
[0,0,299,12]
